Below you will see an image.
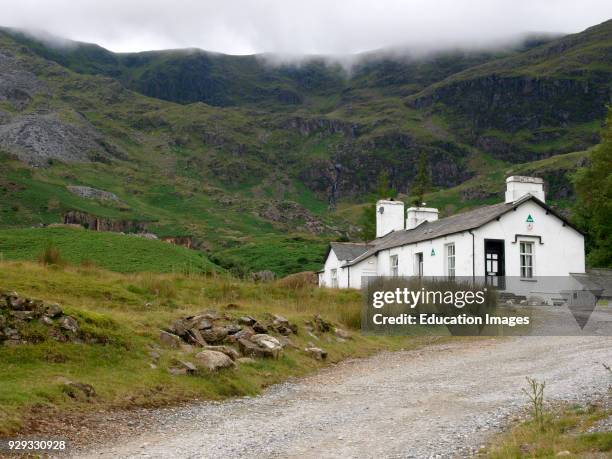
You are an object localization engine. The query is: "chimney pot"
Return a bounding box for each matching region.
[505,176,545,203]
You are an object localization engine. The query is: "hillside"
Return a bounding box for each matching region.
[0,20,610,275]
[0,227,218,273]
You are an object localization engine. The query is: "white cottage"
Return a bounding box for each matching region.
[318,176,586,290]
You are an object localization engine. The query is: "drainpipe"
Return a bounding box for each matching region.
[347,265,351,288]
[468,230,475,282]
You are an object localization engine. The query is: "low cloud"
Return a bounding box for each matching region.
[2,0,611,56]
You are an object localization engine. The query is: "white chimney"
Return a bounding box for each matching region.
[406,207,439,230]
[505,176,545,203]
[376,200,405,238]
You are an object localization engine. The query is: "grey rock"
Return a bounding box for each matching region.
[58,315,79,333]
[67,186,119,202]
[305,347,328,360]
[195,350,235,371]
[0,112,113,166]
[159,330,181,348]
[201,326,228,344]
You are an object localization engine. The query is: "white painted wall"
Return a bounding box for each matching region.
[376,231,474,278]
[347,256,378,289]
[472,200,585,277]
[376,200,405,238]
[319,199,585,293]
[505,176,545,203]
[406,207,439,230]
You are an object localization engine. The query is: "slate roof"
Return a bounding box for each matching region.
[343,195,582,267]
[329,242,372,261]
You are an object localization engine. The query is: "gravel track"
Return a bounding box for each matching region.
[75,336,611,459]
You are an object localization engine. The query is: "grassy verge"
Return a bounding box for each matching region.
[0,227,218,274]
[0,260,421,435]
[485,399,612,458]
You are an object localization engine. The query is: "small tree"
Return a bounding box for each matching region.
[573,108,612,267]
[410,152,431,207]
[523,377,546,431]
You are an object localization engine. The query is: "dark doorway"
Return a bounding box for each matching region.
[484,239,505,289]
[415,252,423,277]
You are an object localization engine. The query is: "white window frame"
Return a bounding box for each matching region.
[331,268,338,288]
[390,255,399,277]
[519,241,534,278]
[445,243,455,279]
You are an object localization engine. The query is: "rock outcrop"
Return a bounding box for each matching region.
[0,113,116,166]
[63,211,148,233]
[0,291,85,345]
[161,310,300,369]
[67,186,119,202]
[0,50,48,110]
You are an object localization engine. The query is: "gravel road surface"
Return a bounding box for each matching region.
[75,336,611,459]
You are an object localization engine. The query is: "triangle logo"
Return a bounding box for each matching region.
[526,214,534,223]
[567,291,598,330]
[431,248,436,256]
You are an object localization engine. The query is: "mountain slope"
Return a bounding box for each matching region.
[0,21,609,276]
[407,19,612,161]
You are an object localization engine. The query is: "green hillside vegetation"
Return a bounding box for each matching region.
[0,227,218,273]
[0,261,420,435]
[0,20,610,275]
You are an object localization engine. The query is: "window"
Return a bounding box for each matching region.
[446,244,455,278]
[520,242,534,278]
[331,269,338,288]
[390,255,399,277]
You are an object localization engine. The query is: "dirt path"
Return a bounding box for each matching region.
[74,337,611,458]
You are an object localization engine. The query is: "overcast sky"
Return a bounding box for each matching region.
[2,0,612,55]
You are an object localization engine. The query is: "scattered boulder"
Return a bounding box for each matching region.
[238,334,282,359]
[58,316,79,334]
[312,315,332,333]
[278,335,297,349]
[238,316,257,326]
[11,310,35,321]
[62,380,96,398]
[195,350,235,371]
[305,346,328,360]
[180,360,197,373]
[202,345,240,361]
[201,326,228,344]
[252,322,268,334]
[40,316,54,326]
[44,303,63,318]
[0,291,85,345]
[224,324,242,335]
[334,328,352,340]
[269,314,298,335]
[159,330,181,348]
[228,327,255,343]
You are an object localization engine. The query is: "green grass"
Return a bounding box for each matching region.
[0,227,218,274]
[0,260,423,435]
[486,401,612,458]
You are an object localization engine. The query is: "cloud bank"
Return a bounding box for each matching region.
[2,0,612,55]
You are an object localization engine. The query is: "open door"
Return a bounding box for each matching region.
[484,239,505,289]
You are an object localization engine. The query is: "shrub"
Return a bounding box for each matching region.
[523,377,546,431]
[37,244,65,266]
[275,271,317,290]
